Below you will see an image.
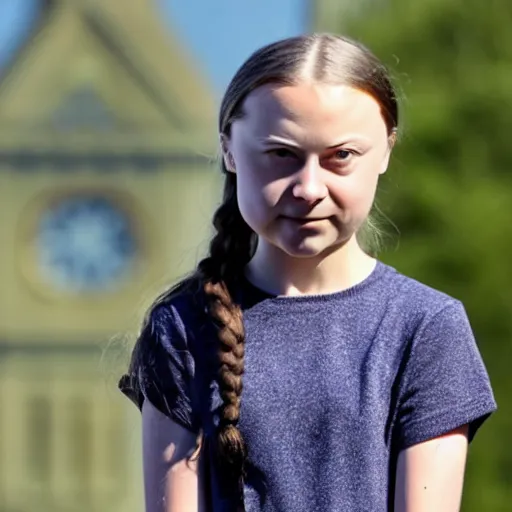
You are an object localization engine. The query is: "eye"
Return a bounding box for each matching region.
[334,149,353,161]
[322,148,360,174]
[268,148,297,159]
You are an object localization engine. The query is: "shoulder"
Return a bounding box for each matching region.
[381,262,462,311]
[381,262,456,308]
[383,265,497,447]
[377,262,467,333]
[120,282,208,429]
[142,283,208,355]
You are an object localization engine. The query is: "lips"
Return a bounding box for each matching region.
[281,215,326,224]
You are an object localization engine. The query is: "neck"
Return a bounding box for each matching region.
[245,235,377,297]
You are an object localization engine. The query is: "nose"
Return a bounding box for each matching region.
[292,156,328,204]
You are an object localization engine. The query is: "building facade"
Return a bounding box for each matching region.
[0,1,218,510]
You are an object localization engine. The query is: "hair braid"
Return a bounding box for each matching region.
[198,172,254,497]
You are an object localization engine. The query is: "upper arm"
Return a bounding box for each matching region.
[119,301,207,511]
[142,400,206,512]
[392,302,496,511]
[394,425,469,512]
[395,302,496,449]
[120,301,202,432]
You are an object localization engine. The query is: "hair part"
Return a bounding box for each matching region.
[220,33,398,137]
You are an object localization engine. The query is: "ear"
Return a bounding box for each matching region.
[220,133,236,173]
[379,130,397,175]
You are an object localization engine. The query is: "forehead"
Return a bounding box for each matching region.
[237,82,387,142]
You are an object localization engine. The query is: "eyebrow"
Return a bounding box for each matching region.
[261,134,371,148]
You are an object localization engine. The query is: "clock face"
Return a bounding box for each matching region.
[36,195,137,293]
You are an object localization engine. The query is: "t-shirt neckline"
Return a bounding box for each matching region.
[240,259,389,306]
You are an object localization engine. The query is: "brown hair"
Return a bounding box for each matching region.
[134,33,398,507]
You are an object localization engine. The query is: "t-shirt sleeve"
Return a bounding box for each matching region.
[395,300,497,450]
[118,302,201,433]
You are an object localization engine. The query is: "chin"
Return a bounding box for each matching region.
[278,238,337,259]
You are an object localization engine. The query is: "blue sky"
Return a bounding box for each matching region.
[0,0,309,93]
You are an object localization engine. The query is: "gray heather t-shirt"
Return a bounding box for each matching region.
[120,261,497,512]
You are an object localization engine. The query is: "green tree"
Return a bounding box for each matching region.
[335,0,512,509]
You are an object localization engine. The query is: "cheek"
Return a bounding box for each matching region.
[235,164,287,228]
[235,154,288,206]
[331,165,381,212]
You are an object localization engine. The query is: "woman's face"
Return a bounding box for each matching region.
[222,82,393,259]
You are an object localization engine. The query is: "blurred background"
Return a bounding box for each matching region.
[0,0,508,511]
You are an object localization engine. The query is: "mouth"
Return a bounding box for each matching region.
[281,215,327,225]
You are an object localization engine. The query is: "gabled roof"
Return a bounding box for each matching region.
[0,0,217,140]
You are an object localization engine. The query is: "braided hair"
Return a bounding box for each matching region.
[196,170,255,491]
[127,170,255,505]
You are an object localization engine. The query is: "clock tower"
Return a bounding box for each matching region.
[0,1,218,511]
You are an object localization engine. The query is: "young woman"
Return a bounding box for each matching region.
[119,34,497,512]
